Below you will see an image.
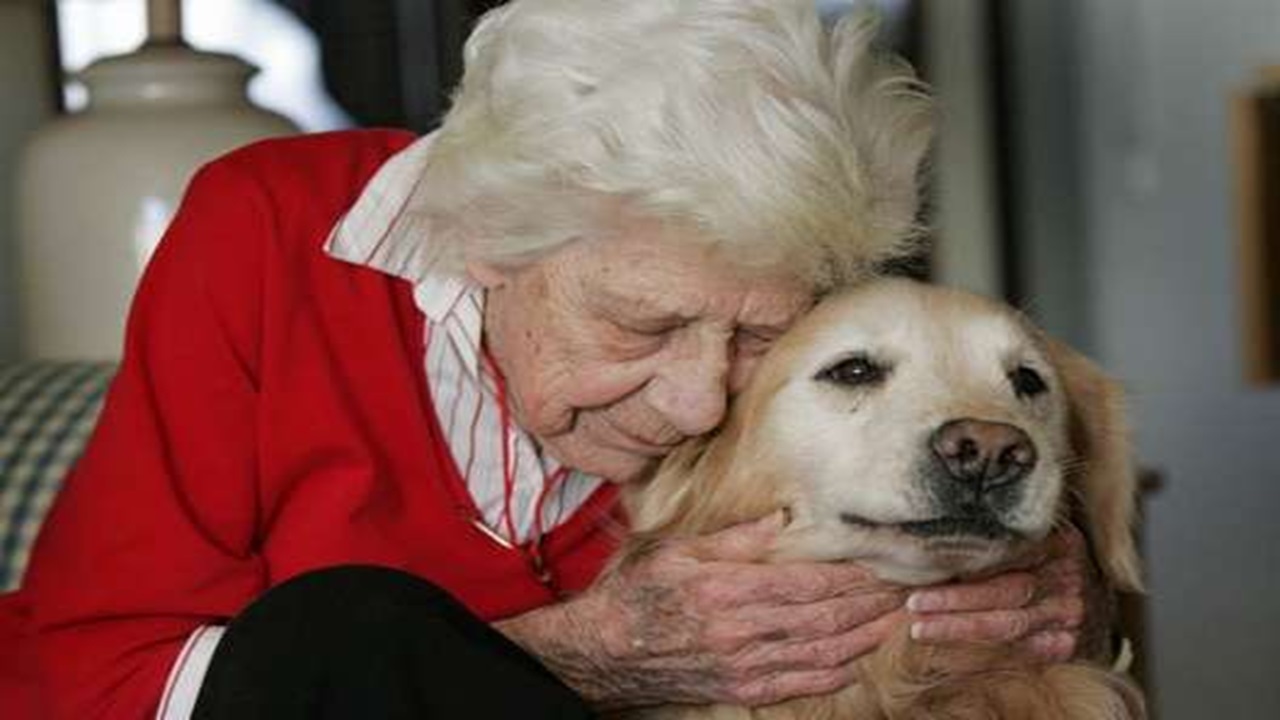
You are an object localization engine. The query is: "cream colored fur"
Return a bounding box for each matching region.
[612,279,1145,719]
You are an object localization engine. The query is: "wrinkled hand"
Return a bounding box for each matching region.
[497,513,907,710]
[905,524,1114,662]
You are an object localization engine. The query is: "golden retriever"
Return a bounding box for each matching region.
[614,279,1146,719]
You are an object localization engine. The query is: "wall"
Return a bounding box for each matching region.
[1016,0,1280,716]
[926,0,1002,298]
[1004,0,1090,349]
[0,1,56,363]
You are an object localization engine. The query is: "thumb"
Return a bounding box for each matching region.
[688,510,787,562]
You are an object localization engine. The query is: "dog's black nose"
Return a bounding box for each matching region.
[930,419,1037,489]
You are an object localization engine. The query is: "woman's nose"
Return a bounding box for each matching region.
[645,334,731,436]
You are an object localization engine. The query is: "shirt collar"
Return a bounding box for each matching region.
[323,133,485,377]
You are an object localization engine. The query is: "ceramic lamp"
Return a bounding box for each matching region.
[16,0,297,360]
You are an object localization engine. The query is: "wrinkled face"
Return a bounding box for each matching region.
[473,215,814,483]
[764,280,1073,584]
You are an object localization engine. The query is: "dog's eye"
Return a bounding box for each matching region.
[816,354,887,387]
[1009,366,1048,398]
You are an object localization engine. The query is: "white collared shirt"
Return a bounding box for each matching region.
[322,134,603,546]
[157,134,602,719]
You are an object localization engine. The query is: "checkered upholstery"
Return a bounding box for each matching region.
[0,363,115,591]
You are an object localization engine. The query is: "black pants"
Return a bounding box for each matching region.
[191,565,595,719]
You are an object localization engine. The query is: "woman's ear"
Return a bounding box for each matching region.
[1048,339,1144,592]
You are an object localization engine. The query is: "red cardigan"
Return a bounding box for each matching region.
[0,130,622,719]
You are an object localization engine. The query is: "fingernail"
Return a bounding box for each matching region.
[1048,630,1075,647]
[910,621,928,641]
[1029,631,1073,659]
[907,592,937,613]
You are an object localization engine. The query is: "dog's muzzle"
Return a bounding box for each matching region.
[895,418,1040,538]
[838,419,1041,540]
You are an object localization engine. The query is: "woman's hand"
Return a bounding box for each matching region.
[904,523,1115,663]
[496,513,907,710]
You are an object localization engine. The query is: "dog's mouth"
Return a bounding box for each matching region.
[839,512,1015,540]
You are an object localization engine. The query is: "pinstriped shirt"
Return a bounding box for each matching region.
[322,134,604,547]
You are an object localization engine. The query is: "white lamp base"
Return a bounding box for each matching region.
[17,42,297,360]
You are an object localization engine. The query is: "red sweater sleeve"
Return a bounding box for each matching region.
[23,158,274,719]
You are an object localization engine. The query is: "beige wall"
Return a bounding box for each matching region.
[0,0,57,363]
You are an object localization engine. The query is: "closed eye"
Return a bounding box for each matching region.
[734,328,777,357]
[815,354,889,388]
[614,316,688,336]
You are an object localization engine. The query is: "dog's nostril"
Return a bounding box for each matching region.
[998,447,1015,467]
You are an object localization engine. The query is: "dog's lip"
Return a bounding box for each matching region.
[838,512,884,530]
[839,512,1015,540]
[900,516,1013,540]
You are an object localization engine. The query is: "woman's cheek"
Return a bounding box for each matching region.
[563,356,661,411]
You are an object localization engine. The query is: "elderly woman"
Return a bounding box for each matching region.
[7,1,1107,718]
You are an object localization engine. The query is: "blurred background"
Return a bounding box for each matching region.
[1,1,1278,717]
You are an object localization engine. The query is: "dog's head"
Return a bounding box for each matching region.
[627,279,1141,590]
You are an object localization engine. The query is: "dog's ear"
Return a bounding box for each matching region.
[1048,339,1144,592]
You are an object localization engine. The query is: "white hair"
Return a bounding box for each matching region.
[414,0,933,291]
